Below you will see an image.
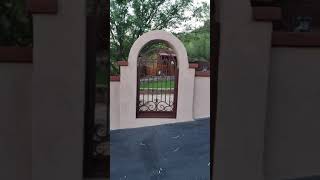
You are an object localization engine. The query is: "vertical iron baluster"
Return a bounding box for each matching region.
[140,60,141,111]
[148,59,152,110]
[170,55,173,107]
[156,73,158,112]
[144,60,146,108]
[139,59,144,110]
[151,57,154,111]
[162,51,164,107]
[157,56,160,112]
[169,56,171,105]
[161,55,163,108]
[136,48,178,116]
[158,56,160,108]
[145,59,147,109]
[172,57,175,106]
[137,60,139,114]
[139,59,141,113]
[163,55,169,109]
[142,60,144,109]
[170,56,175,106]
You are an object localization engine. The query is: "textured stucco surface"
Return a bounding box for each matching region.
[0,64,32,180]
[31,0,86,179]
[193,77,210,119]
[110,81,120,130]
[109,76,210,130]
[119,31,196,129]
[264,48,320,180]
[5,1,320,180]
[213,0,272,179]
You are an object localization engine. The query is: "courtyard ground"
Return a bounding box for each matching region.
[110,118,210,180]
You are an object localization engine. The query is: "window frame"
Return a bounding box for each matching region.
[252,0,320,47]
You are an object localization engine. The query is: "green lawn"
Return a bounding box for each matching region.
[140,80,175,89]
[95,69,175,90]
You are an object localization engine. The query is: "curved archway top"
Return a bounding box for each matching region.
[128,30,189,69]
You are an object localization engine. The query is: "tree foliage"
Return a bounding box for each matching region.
[177,20,210,61]
[0,0,32,46]
[110,0,193,62]
[110,0,210,74]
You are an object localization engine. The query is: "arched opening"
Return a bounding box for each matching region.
[136,41,179,118]
[121,30,191,124]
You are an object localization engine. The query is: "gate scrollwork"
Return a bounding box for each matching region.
[136,49,178,118]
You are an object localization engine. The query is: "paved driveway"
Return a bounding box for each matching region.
[110,118,210,180]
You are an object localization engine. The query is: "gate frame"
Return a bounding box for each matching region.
[136,65,179,118]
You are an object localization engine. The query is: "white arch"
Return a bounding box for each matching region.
[119,30,195,129]
[128,30,189,69]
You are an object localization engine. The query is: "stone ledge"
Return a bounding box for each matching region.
[0,47,33,63]
[189,63,199,69]
[272,32,320,47]
[251,0,280,7]
[27,0,58,14]
[195,71,210,77]
[117,61,128,66]
[252,6,282,21]
[110,76,120,81]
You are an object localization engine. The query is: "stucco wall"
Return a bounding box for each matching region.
[0,64,32,180]
[264,48,320,180]
[31,0,86,179]
[110,75,210,130]
[213,0,273,179]
[119,31,196,129]
[193,77,210,119]
[110,81,120,130]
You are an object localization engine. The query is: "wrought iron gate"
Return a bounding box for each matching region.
[136,51,178,118]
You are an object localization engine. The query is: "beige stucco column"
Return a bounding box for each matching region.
[32,0,86,179]
[213,0,273,179]
[119,30,196,129]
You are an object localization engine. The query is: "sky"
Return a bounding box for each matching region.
[126,0,210,34]
[166,0,210,33]
[113,0,210,41]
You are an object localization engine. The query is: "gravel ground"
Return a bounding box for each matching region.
[110,118,210,180]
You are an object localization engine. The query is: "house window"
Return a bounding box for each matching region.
[0,0,33,63]
[0,0,33,46]
[274,0,320,32]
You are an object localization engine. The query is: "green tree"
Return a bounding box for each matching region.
[0,0,32,46]
[177,20,210,61]
[192,2,210,24]
[110,0,193,63]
